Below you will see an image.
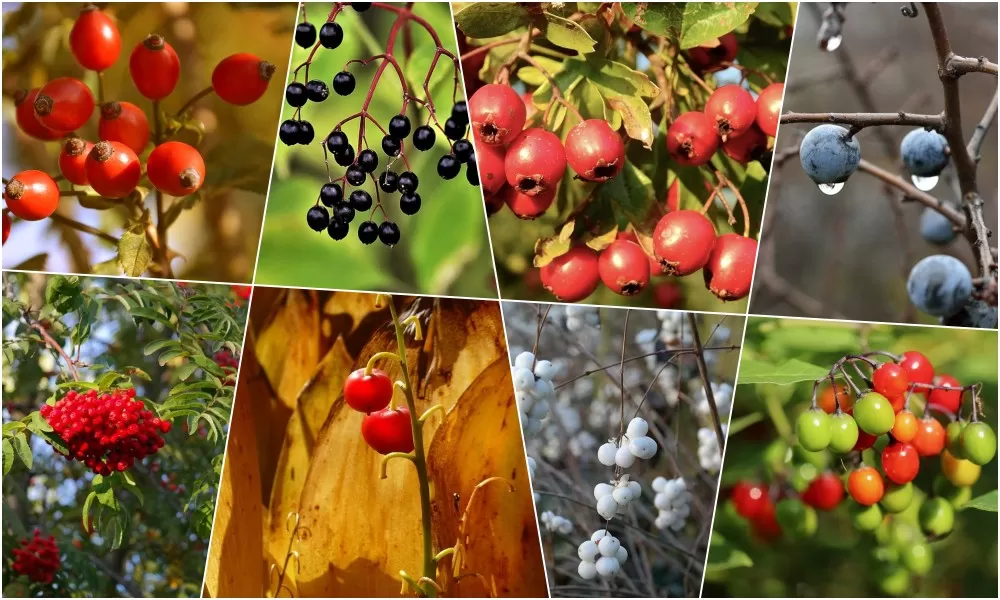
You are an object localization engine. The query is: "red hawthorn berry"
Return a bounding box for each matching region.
[2,212,10,245]
[501,185,555,219]
[147,141,206,197]
[477,141,507,197]
[666,112,719,166]
[898,350,934,394]
[685,33,738,72]
[755,82,784,137]
[129,35,180,99]
[598,238,651,296]
[85,141,142,198]
[703,233,757,301]
[484,189,505,216]
[927,374,961,413]
[212,53,276,105]
[705,84,757,141]
[58,138,94,186]
[540,246,601,303]
[3,171,60,221]
[362,406,415,455]
[14,88,66,140]
[98,101,150,154]
[617,230,664,276]
[69,5,121,72]
[504,128,567,196]
[652,210,717,276]
[34,78,95,132]
[468,83,526,145]
[873,363,910,398]
[653,281,684,308]
[666,179,680,212]
[802,472,845,511]
[565,119,625,182]
[722,123,768,163]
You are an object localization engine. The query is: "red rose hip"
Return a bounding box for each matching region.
[34,78,95,132]
[212,53,275,105]
[505,128,567,196]
[129,35,180,99]
[98,101,150,154]
[565,119,625,182]
[652,210,717,276]
[343,368,393,413]
[540,246,600,302]
[14,88,66,141]
[147,141,206,197]
[755,82,784,137]
[85,141,142,198]
[598,238,651,296]
[69,5,121,72]
[705,85,757,141]
[58,137,94,186]
[362,406,414,455]
[666,112,719,166]
[4,171,60,221]
[468,83,526,145]
[703,233,757,300]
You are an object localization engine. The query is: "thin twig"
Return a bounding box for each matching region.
[685,314,724,452]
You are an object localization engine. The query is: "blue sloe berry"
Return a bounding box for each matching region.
[906,254,973,317]
[919,206,957,245]
[900,128,949,176]
[799,124,861,184]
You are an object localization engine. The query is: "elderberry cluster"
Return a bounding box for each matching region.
[10,529,60,584]
[39,388,172,475]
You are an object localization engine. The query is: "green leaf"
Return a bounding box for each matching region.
[12,433,32,470]
[91,257,123,276]
[727,412,764,436]
[705,533,754,572]
[96,371,127,390]
[144,339,178,356]
[962,490,998,512]
[620,2,758,49]
[454,2,532,38]
[563,58,658,145]
[27,411,53,434]
[542,12,596,53]
[3,421,27,435]
[738,358,830,385]
[82,490,97,532]
[130,306,169,326]
[2,439,13,476]
[45,275,83,313]
[117,226,152,277]
[174,362,200,382]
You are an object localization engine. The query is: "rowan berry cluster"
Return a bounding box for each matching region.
[39,388,172,475]
[10,529,61,585]
[214,350,239,386]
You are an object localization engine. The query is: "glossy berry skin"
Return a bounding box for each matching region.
[362,406,414,455]
[2,213,10,245]
[873,363,909,398]
[616,230,664,276]
[828,411,860,453]
[333,202,355,223]
[306,206,330,232]
[927,374,961,413]
[731,481,768,519]
[98,101,150,154]
[703,233,757,300]
[666,112,719,166]
[919,206,958,245]
[941,449,981,486]
[285,82,307,107]
[598,239,650,296]
[705,85,756,140]
[477,142,507,197]
[320,182,343,207]
[147,142,206,197]
[906,255,973,318]
[379,221,400,246]
[722,123,768,163]
[653,281,683,308]
[320,21,343,48]
[34,78,94,132]
[505,128,567,195]
[378,171,399,193]
[296,120,314,145]
[961,422,997,465]
[357,221,378,244]
[388,114,411,139]
[58,138,93,186]
[755,83,784,137]
[802,472,844,511]
[565,119,625,182]
[451,101,468,124]
[212,53,275,105]
[358,149,378,173]
[847,466,884,506]
[399,193,421,216]
[540,246,600,302]
[381,135,401,157]
[14,89,65,140]
[880,482,914,513]
[346,166,366,186]
[502,186,554,220]
[349,190,372,211]
[919,496,955,537]
[295,22,316,48]
[900,128,949,176]
[468,83,526,145]
[85,142,141,199]
[452,139,474,163]
[898,351,934,392]
[853,430,878,452]
[946,420,967,458]
[852,391,895,435]
[652,210,717,276]
[129,35,180,100]
[882,443,920,484]
[685,33,738,72]
[326,131,349,154]
[795,409,831,451]
[438,155,461,180]
[817,382,852,414]
[912,417,946,457]
[466,157,479,186]
[413,126,436,151]
[69,6,121,72]
[444,117,466,141]
[892,410,918,443]
[333,71,356,96]
[398,172,418,194]
[4,171,60,221]
[327,218,348,240]
[799,125,861,184]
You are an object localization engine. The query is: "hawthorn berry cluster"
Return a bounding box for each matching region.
[39,388,172,475]
[10,529,61,585]
[2,4,274,273]
[284,2,474,247]
[343,367,412,455]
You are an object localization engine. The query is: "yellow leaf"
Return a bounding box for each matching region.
[254,289,324,409]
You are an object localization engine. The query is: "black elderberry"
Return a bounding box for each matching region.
[279,120,300,146]
[379,221,401,246]
[358,149,379,173]
[453,139,474,163]
[319,21,343,49]
[444,117,465,141]
[346,165,366,186]
[352,2,372,11]
[466,155,479,186]
[388,114,411,139]
[285,82,307,107]
[358,221,379,244]
[307,205,330,231]
[335,145,356,167]
[381,135,401,157]
[320,182,343,206]
[399,192,421,216]
[378,170,399,193]
[295,22,316,48]
[297,120,315,145]
[333,71,356,96]
[326,130,349,154]
[451,101,468,125]
[349,189,373,211]
[306,80,329,102]
[437,154,460,180]
[333,201,355,223]
[398,171,419,194]
[327,218,349,240]
[413,126,436,151]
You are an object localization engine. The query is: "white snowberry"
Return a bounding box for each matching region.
[591,529,610,543]
[614,445,636,468]
[513,351,535,369]
[616,546,628,563]
[512,367,535,390]
[596,494,618,520]
[626,480,641,498]
[595,556,621,578]
[578,559,598,580]
[626,417,648,438]
[597,442,617,466]
[533,360,556,381]
[612,486,634,505]
[628,435,658,459]
[594,483,613,500]
[578,540,600,562]
[597,535,621,557]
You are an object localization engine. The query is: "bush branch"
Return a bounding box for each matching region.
[780,110,945,131]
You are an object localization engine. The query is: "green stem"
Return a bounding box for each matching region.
[387,298,436,596]
[765,394,793,442]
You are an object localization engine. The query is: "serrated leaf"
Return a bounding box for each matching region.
[12,433,32,470]
[117,227,152,277]
[621,2,758,49]
[454,2,532,38]
[542,12,596,53]
[962,490,998,512]
[28,411,53,434]
[738,358,829,385]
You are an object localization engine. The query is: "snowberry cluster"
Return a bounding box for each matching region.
[652,476,693,531]
[697,425,726,473]
[597,418,658,468]
[40,388,171,475]
[511,351,557,436]
[214,349,239,386]
[695,381,734,420]
[563,306,600,332]
[576,529,629,580]
[285,3,476,247]
[539,510,573,535]
[593,474,643,520]
[10,529,60,584]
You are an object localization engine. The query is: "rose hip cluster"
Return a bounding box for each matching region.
[39,388,173,475]
[343,367,413,455]
[283,3,475,247]
[10,529,61,585]
[2,5,273,244]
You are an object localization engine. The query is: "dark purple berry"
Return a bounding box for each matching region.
[358,220,378,244]
[326,130,349,154]
[399,192,421,215]
[307,205,329,231]
[349,189,372,211]
[358,149,378,173]
[413,126,435,151]
[352,2,371,11]
[306,80,329,102]
[335,145,355,167]
[333,71,355,96]
[398,171,418,193]
[379,221,400,246]
[388,114,411,139]
[333,201,355,223]
[320,182,343,206]
[327,218,349,240]
[453,139,474,163]
[451,101,468,125]
[437,154,460,179]
[296,120,315,145]
[346,165,366,186]
[466,155,479,186]
[295,22,316,48]
[279,120,300,146]
[378,170,399,193]
[319,22,343,49]
[381,135,401,157]
[444,117,465,141]
[285,82,307,107]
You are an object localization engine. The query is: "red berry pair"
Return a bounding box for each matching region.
[731,481,782,541]
[344,368,413,454]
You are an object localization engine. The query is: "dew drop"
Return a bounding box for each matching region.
[911,174,939,191]
[823,35,843,52]
[818,182,845,195]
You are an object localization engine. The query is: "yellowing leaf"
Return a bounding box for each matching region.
[254,289,324,408]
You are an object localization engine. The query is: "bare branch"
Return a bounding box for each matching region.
[780,110,945,130]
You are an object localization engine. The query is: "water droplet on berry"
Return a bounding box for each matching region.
[817,182,844,195]
[823,35,843,52]
[911,174,939,191]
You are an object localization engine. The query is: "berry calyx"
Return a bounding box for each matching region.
[14,88,66,140]
[755,83,784,137]
[504,128,567,195]
[468,83,526,145]
[702,233,757,301]
[58,137,94,186]
[847,466,884,506]
[34,78,95,132]
[85,141,142,198]
[147,141,206,197]
[598,238,651,296]
[652,210,717,276]
[98,101,151,154]
[666,112,719,166]
[129,35,180,100]
[705,84,756,141]
[565,119,626,182]
[361,406,414,455]
[69,5,121,72]
[540,246,600,302]
[4,171,60,221]
[212,53,275,105]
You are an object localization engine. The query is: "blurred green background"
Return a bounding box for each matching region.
[706,317,998,597]
[255,2,497,298]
